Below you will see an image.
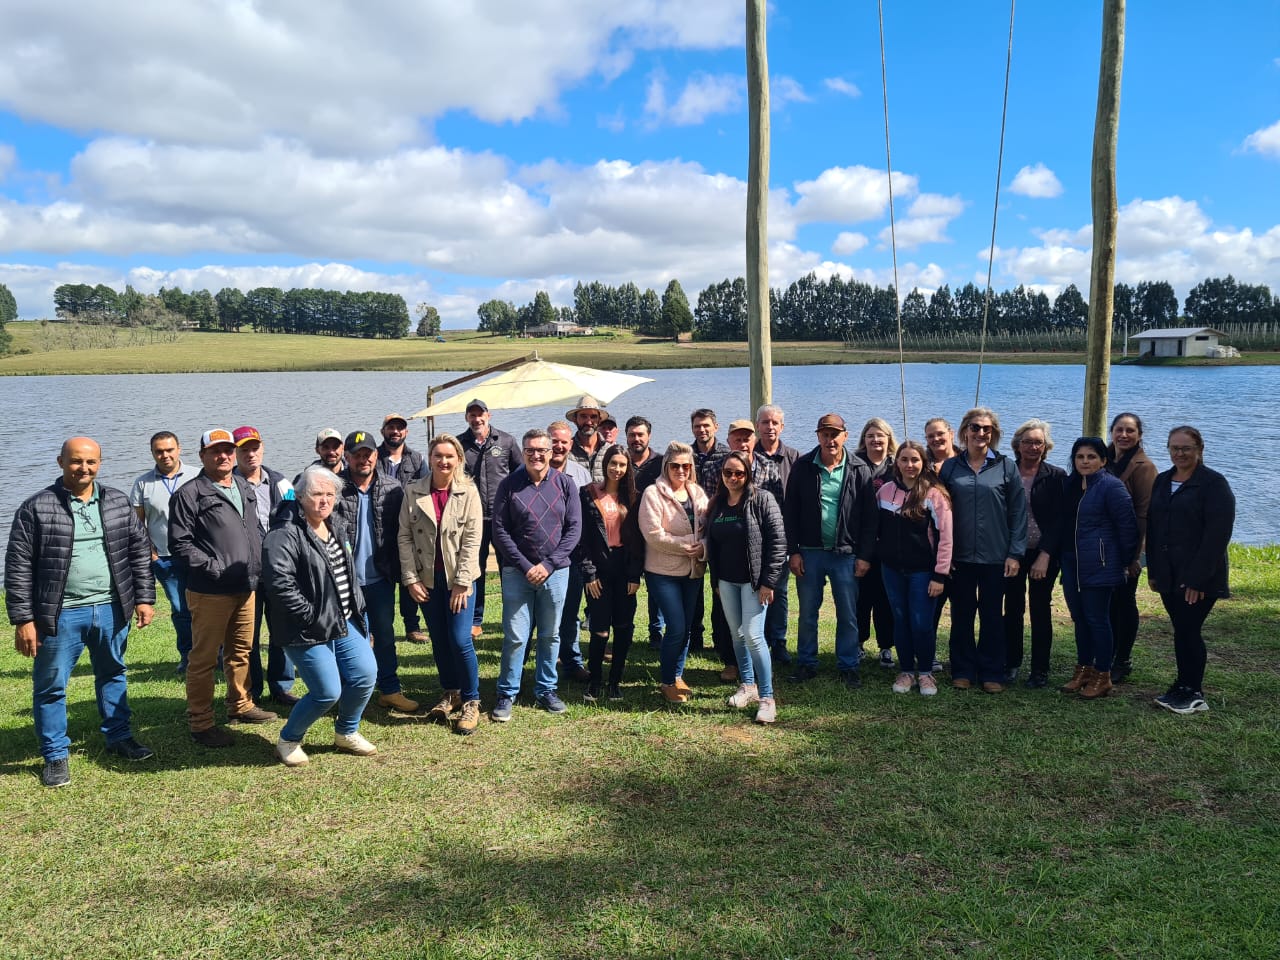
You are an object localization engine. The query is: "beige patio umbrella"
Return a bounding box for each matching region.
[410,352,653,427]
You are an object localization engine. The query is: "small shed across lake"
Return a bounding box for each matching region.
[1128,327,1229,359]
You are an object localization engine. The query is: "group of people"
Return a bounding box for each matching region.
[6,397,1235,787]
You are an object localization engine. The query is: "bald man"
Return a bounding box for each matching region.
[5,438,156,788]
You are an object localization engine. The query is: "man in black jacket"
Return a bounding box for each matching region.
[170,428,278,747]
[460,398,522,640]
[376,413,430,645]
[782,414,878,687]
[6,437,156,787]
[336,429,417,713]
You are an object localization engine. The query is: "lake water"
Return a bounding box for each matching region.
[0,363,1273,575]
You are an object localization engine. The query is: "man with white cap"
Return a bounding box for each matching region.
[169,428,277,747]
[460,398,522,640]
[567,394,609,483]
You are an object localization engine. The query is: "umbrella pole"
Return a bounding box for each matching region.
[419,351,540,438]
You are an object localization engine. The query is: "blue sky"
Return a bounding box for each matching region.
[0,1,1276,326]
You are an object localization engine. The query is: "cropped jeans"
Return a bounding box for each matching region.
[718,581,773,698]
[32,601,133,762]
[280,619,377,740]
[497,565,568,700]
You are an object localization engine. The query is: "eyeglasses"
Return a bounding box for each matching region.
[721,469,746,479]
[523,447,550,456]
[73,502,98,533]
[967,424,993,434]
[667,462,693,472]
[1020,439,1045,447]
[1168,445,1196,455]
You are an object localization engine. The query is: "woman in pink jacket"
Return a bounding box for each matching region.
[875,440,954,696]
[638,441,709,704]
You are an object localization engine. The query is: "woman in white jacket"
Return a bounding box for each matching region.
[638,441,708,704]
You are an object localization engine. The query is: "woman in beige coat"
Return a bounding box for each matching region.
[399,434,484,734]
[638,441,709,703]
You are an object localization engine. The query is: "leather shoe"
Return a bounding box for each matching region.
[787,664,818,683]
[191,726,235,748]
[719,663,739,683]
[571,665,591,682]
[470,625,483,640]
[105,737,155,761]
[952,678,972,690]
[982,681,1006,694]
[228,705,279,724]
[270,691,300,707]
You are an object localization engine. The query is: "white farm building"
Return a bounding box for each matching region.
[1127,327,1234,359]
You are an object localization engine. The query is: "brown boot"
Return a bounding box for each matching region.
[1080,670,1113,699]
[426,689,461,723]
[454,700,481,735]
[1060,665,1092,693]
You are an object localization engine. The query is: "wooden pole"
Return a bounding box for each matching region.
[1083,0,1125,436]
[745,0,772,414]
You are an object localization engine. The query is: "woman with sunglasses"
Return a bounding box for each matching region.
[1105,412,1157,683]
[575,444,642,702]
[938,408,1027,693]
[638,442,709,704]
[701,451,787,723]
[1146,426,1235,715]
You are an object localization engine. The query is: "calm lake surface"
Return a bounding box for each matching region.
[0,363,1273,574]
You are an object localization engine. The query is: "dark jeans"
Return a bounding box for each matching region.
[648,572,700,685]
[473,518,494,628]
[399,581,421,634]
[881,566,936,674]
[152,556,192,668]
[421,568,480,702]
[857,558,894,652]
[949,562,1006,684]
[249,590,295,701]
[1004,551,1059,674]
[691,578,733,665]
[559,563,586,670]
[584,547,638,685]
[1061,561,1116,671]
[1160,589,1216,692]
[764,571,790,653]
[1109,575,1141,667]
[362,577,402,694]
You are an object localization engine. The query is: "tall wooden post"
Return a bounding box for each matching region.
[746,0,772,413]
[1084,0,1125,436]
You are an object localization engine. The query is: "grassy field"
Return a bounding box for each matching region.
[1,545,1277,960]
[9,324,1259,376]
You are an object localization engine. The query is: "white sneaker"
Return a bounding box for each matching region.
[892,672,915,694]
[276,738,309,767]
[918,673,938,696]
[726,683,760,709]
[754,697,776,724]
[334,731,378,756]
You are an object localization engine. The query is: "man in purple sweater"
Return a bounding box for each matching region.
[490,428,582,722]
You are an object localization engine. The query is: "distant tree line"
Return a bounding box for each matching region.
[0,281,15,354]
[476,280,693,340]
[50,283,411,339]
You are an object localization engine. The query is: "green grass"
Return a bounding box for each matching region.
[2,545,1278,959]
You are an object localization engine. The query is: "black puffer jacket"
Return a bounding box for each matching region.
[262,510,367,647]
[703,488,788,590]
[461,426,522,516]
[1146,465,1235,598]
[5,481,155,637]
[573,484,645,586]
[168,473,263,594]
[334,469,404,583]
[378,443,427,486]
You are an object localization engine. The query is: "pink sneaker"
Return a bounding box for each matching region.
[892,672,915,694]
[918,673,938,696]
[754,697,776,724]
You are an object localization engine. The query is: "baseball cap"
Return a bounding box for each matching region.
[382,413,408,426]
[344,430,379,453]
[315,428,343,446]
[727,418,756,435]
[816,414,847,433]
[199,428,236,450]
[232,426,262,446]
[465,398,488,414]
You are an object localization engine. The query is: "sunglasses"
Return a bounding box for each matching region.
[721,469,746,479]
[968,424,993,434]
[667,462,693,471]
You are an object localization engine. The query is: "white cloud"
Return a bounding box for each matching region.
[0,143,14,179]
[1009,163,1063,198]
[1241,119,1280,158]
[823,77,861,98]
[793,165,918,223]
[875,194,965,250]
[0,1,743,151]
[832,232,868,255]
[771,75,811,106]
[646,73,743,126]
[908,193,964,218]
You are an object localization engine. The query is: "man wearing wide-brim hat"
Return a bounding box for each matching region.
[565,394,609,484]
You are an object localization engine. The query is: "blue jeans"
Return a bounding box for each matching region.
[647,591,665,640]
[558,562,586,670]
[399,581,421,634]
[765,572,789,650]
[361,577,402,694]
[881,566,937,674]
[249,591,295,701]
[949,562,1006,683]
[1061,560,1116,671]
[32,602,132,762]
[795,549,862,671]
[421,568,480,702]
[473,518,494,628]
[152,556,192,667]
[646,572,701,685]
[497,566,568,699]
[718,581,773,698]
[280,619,377,739]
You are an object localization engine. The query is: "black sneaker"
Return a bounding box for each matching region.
[1004,667,1020,685]
[787,664,818,683]
[41,757,70,788]
[1158,687,1209,715]
[105,737,155,762]
[1024,672,1049,689]
[606,683,624,701]
[536,692,568,714]
[583,682,601,703]
[840,668,863,690]
[1153,683,1184,710]
[878,648,895,670]
[931,658,944,674]
[191,726,235,748]
[1111,660,1133,684]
